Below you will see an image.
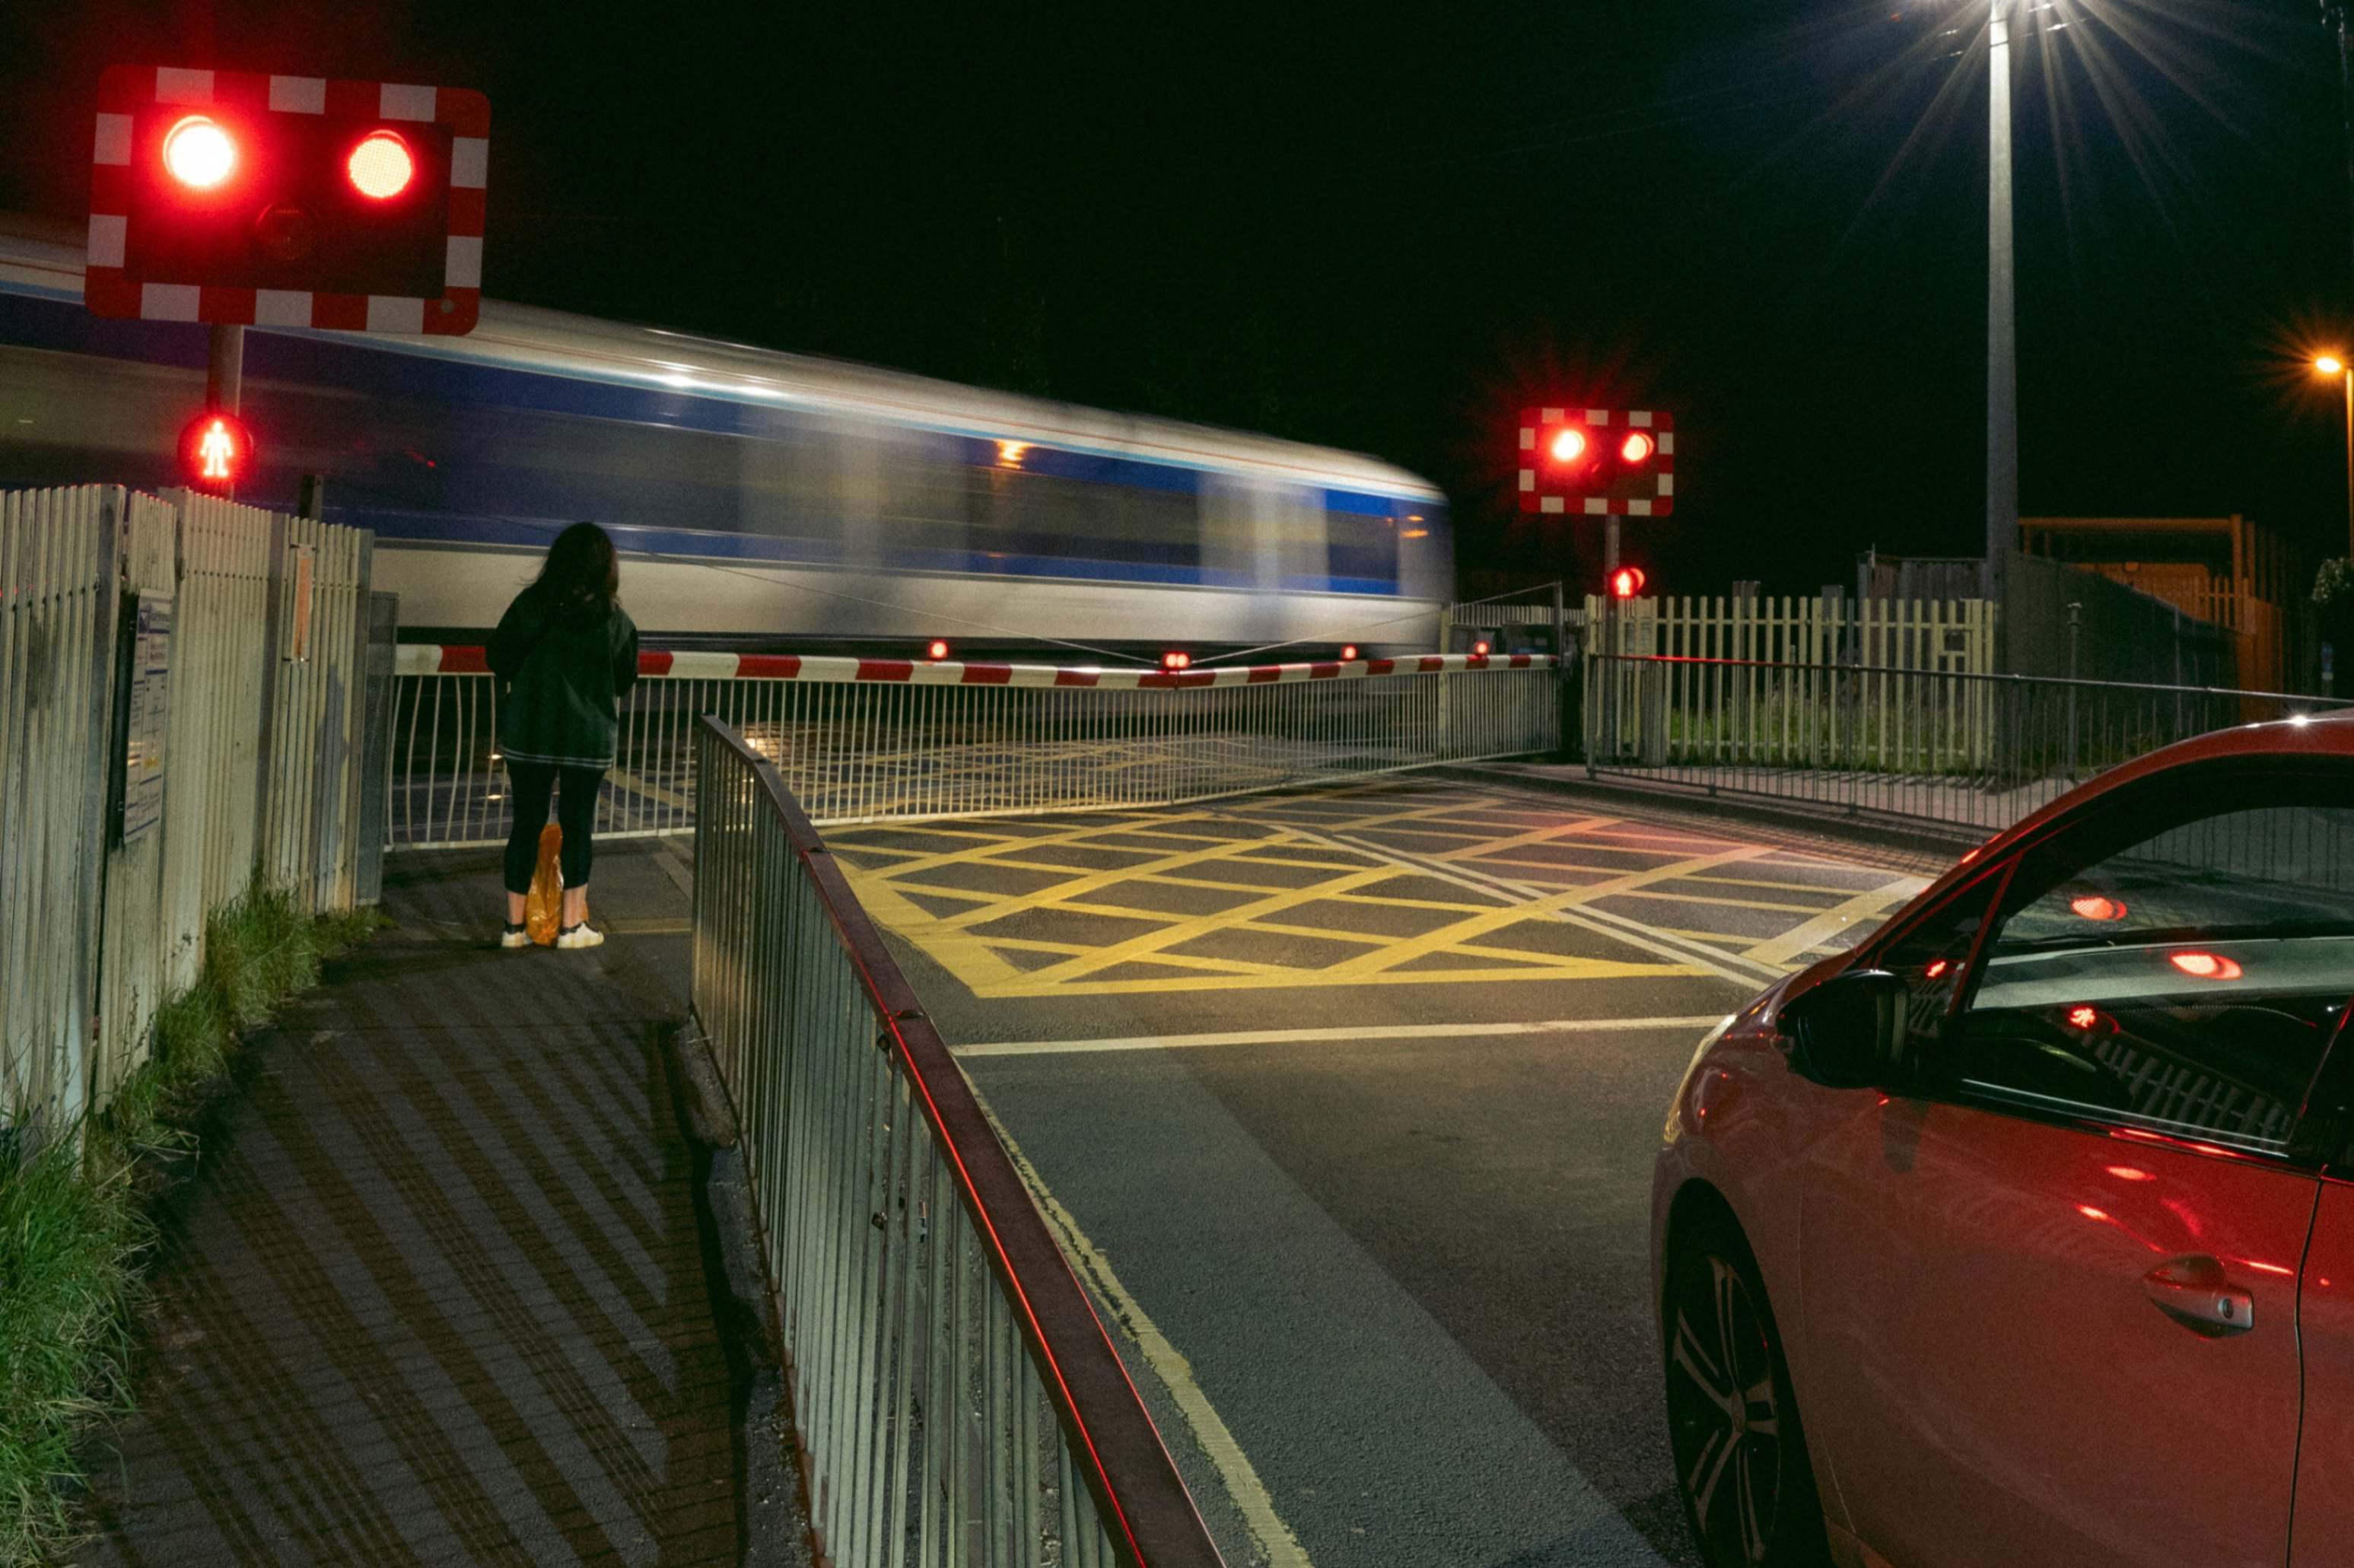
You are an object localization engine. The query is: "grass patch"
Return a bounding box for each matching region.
[0,887,380,1568]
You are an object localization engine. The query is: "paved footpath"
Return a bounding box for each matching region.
[78,840,745,1568]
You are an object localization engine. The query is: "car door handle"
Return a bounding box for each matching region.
[2145,1255,2255,1337]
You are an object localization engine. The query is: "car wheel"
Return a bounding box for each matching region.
[1663,1214,1829,1567]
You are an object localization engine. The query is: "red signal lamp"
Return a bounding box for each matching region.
[177,409,253,492]
[1610,567,1647,600]
[1548,428,1589,464]
[162,114,236,189]
[1340,644,1360,662]
[926,639,950,661]
[1161,650,1191,671]
[1620,431,1656,465]
[1471,639,1491,657]
[346,130,416,199]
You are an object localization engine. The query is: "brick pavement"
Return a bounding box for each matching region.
[76,839,743,1567]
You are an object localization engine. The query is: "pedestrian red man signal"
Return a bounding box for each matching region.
[87,66,488,335]
[1518,409,1674,517]
[1611,567,1646,600]
[178,408,253,491]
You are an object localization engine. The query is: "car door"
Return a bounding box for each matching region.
[1797,773,2352,1568]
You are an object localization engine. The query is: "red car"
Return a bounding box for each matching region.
[1653,711,2354,1568]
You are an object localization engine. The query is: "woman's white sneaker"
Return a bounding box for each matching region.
[555,923,604,950]
[500,924,531,949]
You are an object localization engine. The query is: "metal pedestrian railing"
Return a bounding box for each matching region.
[692,717,1224,1568]
[1583,652,2351,836]
[391,647,1561,848]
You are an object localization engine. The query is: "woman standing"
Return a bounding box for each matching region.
[487,522,640,949]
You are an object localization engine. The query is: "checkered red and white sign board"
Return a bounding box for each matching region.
[396,647,1554,686]
[1516,408,1675,517]
[86,65,487,335]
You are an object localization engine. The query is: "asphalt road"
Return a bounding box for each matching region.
[827,776,1931,1568]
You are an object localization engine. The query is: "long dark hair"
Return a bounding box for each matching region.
[533,521,619,611]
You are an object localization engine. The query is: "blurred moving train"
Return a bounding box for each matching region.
[0,219,1453,657]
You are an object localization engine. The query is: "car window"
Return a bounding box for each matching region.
[1874,873,2003,1058]
[1956,795,2354,1154]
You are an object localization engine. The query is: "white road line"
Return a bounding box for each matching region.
[956,1015,1732,1058]
[973,1098,1318,1568]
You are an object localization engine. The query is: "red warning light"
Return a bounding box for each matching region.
[2067,1005,2100,1030]
[1472,639,1491,657]
[1340,644,1360,662]
[1620,431,1656,464]
[2168,951,2243,981]
[1162,650,1191,671]
[346,130,415,199]
[2069,894,2127,922]
[926,640,950,661]
[1924,959,1951,980]
[1610,567,1647,600]
[177,409,253,491]
[1548,428,1588,464]
[162,115,236,189]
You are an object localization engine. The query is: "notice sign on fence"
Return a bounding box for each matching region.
[124,591,172,843]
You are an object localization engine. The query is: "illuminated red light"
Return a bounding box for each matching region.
[1161,650,1191,671]
[346,130,415,199]
[2067,1005,2100,1031]
[2169,951,2242,981]
[163,115,236,189]
[1610,567,1646,600]
[177,409,253,491]
[927,640,950,661]
[1620,431,1655,464]
[1340,644,1360,662]
[1472,640,1491,657]
[2069,894,2127,922]
[1548,428,1588,464]
[1923,959,1950,980]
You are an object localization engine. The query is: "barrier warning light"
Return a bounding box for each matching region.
[1162,650,1191,671]
[346,130,415,199]
[1519,408,1675,517]
[1611,566,1646,600]
[178,408,253,491]
[1472,639,1491,657]
[87,65,489,334]
[162,115,235,188]
[1340,644,1360,662]
[926,640,950,661]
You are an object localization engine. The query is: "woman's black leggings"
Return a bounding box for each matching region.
[502,762,606,895]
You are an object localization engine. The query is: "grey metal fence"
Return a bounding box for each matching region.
[2,482,376,1129]
[391,650,1562,848]
[1583,652,2351,837]
[692,718,1224,1568]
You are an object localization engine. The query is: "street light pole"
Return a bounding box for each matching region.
[2320,355,2354,560]
[1987,0,2019,632]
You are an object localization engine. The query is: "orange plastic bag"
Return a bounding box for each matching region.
[523,823,564,946]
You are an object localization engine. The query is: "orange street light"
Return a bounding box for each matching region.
[2318,354,2353,559]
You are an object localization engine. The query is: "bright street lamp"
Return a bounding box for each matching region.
[2317,353,2354,559]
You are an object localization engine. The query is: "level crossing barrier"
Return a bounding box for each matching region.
[1583,651,2350,837]
[2,483,378,1134]
[390,646,1562,848]
[692,717,1225,1568]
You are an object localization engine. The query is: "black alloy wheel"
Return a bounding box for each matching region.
[1663,1218,1828,1567]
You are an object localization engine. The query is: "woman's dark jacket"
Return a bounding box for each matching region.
[487,583,640,770]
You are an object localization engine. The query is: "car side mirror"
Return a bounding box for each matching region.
[1780,968,1910,1092]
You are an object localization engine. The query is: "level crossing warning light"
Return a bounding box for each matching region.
[1161,650,1192,671]
[1610,566,1647,600]
[1519,408,1675,517]
[178,408,253,491]
[86,65,488,334]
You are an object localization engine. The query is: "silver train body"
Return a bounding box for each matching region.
[0,222,1452,654]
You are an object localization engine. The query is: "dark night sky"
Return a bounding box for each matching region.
[4,1,2348,597]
